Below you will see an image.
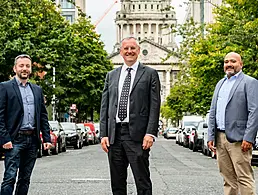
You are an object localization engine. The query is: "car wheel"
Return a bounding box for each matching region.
[79,140,82,149]
[52,142,59,155]
[202,141,207,155]
[74,139,80,149]
[43,148,51,156]
[58,140,62,153]
[37,143,43,158]
[193,143,197,152]
[189,142,193,150]
[62,142,67,152]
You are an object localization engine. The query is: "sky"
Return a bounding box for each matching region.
[86,0,188,54]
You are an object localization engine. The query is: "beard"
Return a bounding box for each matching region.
[17,72,30,80]
[225,66,238,78]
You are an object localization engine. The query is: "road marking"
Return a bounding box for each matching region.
[71,178,110,181]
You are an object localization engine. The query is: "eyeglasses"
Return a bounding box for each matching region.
[15,54,32,62]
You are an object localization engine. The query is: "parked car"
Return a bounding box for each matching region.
[164,127,178,139]
[176,129,182,144]
[94,123,100,143]
[182,126,196,148]
[49,121,67,153]
[39,130,58,155]
[77,123,89,146]
[189,122,207,152]
[251,134,258,165]
[84,123,97,145]
[60,122,83,149]
[202,111,216,158]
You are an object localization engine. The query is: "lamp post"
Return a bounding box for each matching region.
[52,67,56,121]
[46,64,56,121]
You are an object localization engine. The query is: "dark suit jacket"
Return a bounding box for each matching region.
[100,63,161,144]
[0,78,51,147]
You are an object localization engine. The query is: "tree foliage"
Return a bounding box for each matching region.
[163,0,258,121]
[0,0,113,121]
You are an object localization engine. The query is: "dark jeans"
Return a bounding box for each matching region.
[0,134,38,195]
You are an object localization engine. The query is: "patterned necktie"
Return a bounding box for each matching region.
[118,67,133,121]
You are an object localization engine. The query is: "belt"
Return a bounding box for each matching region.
[216,128,225,133]
[18,130,35,135]
[116,122,129,127]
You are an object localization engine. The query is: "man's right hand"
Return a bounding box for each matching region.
[101,137,110,153]
[208,141,216,152]
[3,141,13,149]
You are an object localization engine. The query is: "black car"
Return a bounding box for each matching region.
[60,122,83,149]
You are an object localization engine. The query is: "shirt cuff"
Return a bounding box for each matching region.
[146,134,156,141]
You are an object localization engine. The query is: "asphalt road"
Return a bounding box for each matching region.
[1,137,258,194]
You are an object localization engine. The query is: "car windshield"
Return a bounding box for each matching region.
[77,124,85,131]
[168,128,177,132]
[49,122,58,130]
[184,122,199,128]
[60,123,76,131]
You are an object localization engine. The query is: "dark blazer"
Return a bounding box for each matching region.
[0,78,51,147]
[208,72,258,145]
[100,63,161,144]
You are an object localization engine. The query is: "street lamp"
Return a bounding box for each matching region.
[46,64,56,121]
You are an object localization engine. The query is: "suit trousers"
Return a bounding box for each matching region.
[216,132,255,195]
[108,125,152,195]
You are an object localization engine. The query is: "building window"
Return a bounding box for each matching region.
[139,4,141,10]
[157,5,159,10]
[124,5,126,10]
[151,5,153,9]
[63,15,74,23]
[62,11,75,23]
[145,4,147,9]
[138,37,141,41]
[142,49,148,56]
[61,0,75,9]
[133,5,135,9]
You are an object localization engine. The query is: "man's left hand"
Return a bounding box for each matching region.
[142,135,154,150]
[241,140,253,152]
[44,142,53,150]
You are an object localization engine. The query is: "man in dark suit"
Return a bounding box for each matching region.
[0,54,52,195]
[100,37,161,195]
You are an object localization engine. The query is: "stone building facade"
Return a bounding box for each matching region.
[55,0,86,23]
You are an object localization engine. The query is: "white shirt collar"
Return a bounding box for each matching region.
[122,61,139,72]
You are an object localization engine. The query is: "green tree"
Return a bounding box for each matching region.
[0,0,113,121]
[163,0,258,120]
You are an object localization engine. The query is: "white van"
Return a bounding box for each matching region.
[181,115,204,129]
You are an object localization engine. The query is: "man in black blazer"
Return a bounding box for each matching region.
[0,54,52,195]
[100,37,161,195]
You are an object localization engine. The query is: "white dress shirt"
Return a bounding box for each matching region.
[116,61,139,123]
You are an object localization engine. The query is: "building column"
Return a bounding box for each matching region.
[166,70,171,98]
[133,23,136,37]
[140,23,144,40]
[116,25,120,43]
[127,24,130,37]
[148,23,152,38]
[156,23,159,42]
[120,24,124,40]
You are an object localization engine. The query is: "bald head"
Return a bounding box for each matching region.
[224,52,243,78]
[225,52,242,63]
